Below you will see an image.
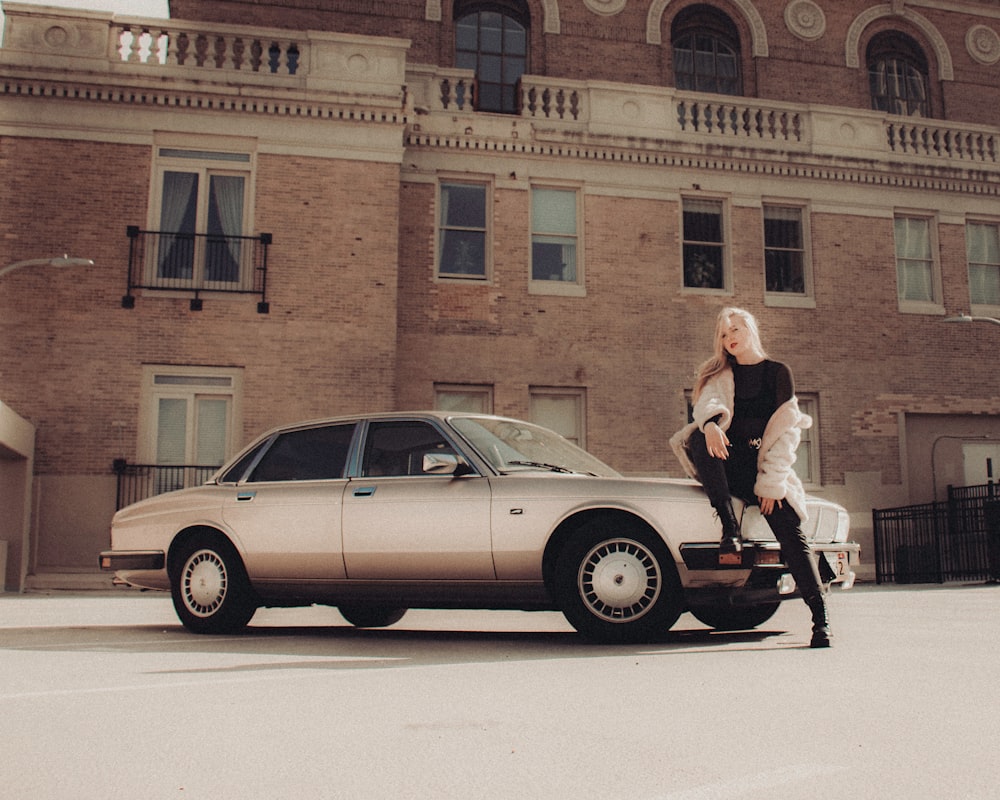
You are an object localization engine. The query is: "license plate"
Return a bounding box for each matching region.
[824,551,853,583]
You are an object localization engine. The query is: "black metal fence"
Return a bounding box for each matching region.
[113,460,219,510]
[873,483,1000,583]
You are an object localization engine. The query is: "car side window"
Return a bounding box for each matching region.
[362,421,459,477]
[248,424,355,482]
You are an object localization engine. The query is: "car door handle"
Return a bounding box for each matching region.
[237,491,256,502]
[353,486,376,497]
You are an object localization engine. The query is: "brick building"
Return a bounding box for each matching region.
[1,0,999,590]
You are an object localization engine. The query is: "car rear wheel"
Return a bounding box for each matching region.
[689,601,780,631]
[338,605,407,628]
[553,519,683,643]
[171,535,257,634]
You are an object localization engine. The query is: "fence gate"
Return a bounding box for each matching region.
[873,483,999,583]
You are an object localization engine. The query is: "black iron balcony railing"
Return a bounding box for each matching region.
[123,226,272,312]
[113,459,219,510]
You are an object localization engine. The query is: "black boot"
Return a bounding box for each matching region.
[807,595,831,648]
[716,500,742,556]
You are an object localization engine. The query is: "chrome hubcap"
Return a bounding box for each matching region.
[578,538,660,623]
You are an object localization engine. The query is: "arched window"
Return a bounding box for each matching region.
[868,31,929,117]
[671,4,742,96]
[455,1,529,114]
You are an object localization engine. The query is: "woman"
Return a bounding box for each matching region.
[670,307,831,648]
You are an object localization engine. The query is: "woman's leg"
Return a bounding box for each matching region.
[764,503,831,648]
[687,429,742,553]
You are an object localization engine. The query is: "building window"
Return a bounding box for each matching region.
[966,221,1000,308]
[530,388,585,448]
[764,205,810,300]
[151,148,254,289]
[894,215,939,307]
[671,5,742,96]
[438,181,489,279]
[531,187,581,292]
[435,384,494,413]
[794,395,819,485]
[455,2,529,114]
[868,32,929,117]
[682,198,727,291]
[139,366,242,492]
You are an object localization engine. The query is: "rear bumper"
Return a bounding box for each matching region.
[98,550,165,571]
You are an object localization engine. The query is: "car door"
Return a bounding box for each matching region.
[220,422,356,580]
[342,419,494,580]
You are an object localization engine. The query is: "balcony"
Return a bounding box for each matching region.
[2,5,998,179]
[123,226,272,312]
[407,66,999,175]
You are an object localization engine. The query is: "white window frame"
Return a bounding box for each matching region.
[434,384,494,414]
[138,365,244,471]
[529,388,586,449]
[794,394,820,487]
[147,136,256,291]
[681,196,731,294]
[529,185,584,297]
[893,212,943,314]
[763,202,815,309]
[966,218,1000,317]
[436,178,492,282]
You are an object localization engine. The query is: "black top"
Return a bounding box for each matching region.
[726,359,793,498]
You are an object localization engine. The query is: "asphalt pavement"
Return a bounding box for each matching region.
[2,583,998,799]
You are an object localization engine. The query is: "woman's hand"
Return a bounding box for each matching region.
[704,422,730,460]
[759,496,783,515]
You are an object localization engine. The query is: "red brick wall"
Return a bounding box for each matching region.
[0,138,400,473]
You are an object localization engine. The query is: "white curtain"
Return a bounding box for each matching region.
[158,171,197,279]
[209,175,245,283]
[895,217,932,302]
[967,223,1000,305]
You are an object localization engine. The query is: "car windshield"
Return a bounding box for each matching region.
[449,416,620,477]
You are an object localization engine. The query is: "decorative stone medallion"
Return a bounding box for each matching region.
[784,0,826,42]
[966,24,1000,66]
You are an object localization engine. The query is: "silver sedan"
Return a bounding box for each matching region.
[100,412,858,642]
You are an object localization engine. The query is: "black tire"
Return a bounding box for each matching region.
[170,535,258,634]
[553,518,684,643]
[689,601,780,631]
[338,605,407,628]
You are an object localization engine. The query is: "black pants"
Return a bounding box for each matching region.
[688,428,824,603]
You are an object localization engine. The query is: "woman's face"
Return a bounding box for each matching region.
[720,315,756,362]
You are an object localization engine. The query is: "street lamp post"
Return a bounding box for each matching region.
[0,254,94,279]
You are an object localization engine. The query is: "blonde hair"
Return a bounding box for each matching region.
[693,307,767,399]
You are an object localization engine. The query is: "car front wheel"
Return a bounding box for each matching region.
[171,535,257,634]
[554,519,683,643]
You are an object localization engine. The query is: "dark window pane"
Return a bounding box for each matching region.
[440,229,486,276]
[684,206,723,243]
[765,250,804,293]
[250,424,355,482]
[683,243,724,289]
[441,184,485,227]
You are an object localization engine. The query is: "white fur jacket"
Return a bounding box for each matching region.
[668,367,813,522]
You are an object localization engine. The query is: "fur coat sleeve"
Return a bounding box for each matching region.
[754,397,812,522]
[668,370,734,482]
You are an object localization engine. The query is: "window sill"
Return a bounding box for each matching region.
[897,300,945,315]
[528,281,586,297]
[764,293,816,309]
